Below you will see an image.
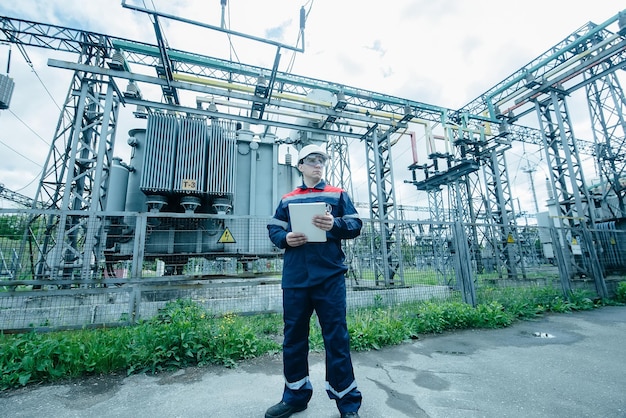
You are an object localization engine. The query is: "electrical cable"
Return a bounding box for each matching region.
[7,110,50,147]
[0,138,42,167]
[5,43,62,112]
[225,0,241,64]
[285,0,313,74]
[0,99,45,193]
[0,44,56,194]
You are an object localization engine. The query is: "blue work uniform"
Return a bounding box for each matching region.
[267,180,363,415]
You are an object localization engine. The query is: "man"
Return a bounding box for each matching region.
[266,144,363,418]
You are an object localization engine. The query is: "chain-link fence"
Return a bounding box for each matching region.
[1,209,624,332]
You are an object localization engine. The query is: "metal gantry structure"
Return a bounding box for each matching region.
[460,12,626,298]
[0,183,40,208]
[404,11,626,300]
[0,5,625,295]
[0,4,442,284]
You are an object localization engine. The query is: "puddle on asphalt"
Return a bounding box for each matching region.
[532,332,555,338]
[434,350,467,355]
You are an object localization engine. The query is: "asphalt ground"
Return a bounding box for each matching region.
[1,305,625,418]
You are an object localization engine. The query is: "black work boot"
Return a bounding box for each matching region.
[265,401,307,418]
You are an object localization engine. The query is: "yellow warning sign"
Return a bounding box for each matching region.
[218,228,236,244]
[507,234,515,244]
[571,238,577,245]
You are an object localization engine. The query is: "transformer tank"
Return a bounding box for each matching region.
[104,113,302,273]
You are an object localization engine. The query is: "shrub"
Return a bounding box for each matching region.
[348,308,408,351]
[1,285,619,391]
[1,299,281,390]
[614,281,626,303]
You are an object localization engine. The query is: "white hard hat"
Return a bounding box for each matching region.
[297,144,329,162]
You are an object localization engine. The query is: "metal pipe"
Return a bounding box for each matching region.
[495,32,621,110]
[488,10,623,100]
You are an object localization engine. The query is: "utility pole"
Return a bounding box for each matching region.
[522,164,539,213]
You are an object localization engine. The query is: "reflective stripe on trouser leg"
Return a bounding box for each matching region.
[312,275,362,412]
[325,379,357,398]
[312,275,356,391]
[326,381,362,414]
[285,375,310,391]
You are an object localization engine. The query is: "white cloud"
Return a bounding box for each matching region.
[0,0,623,214]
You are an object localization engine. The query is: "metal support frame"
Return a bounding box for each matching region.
[445,114,484,275]
[31,69,119,280]
[1,9,624,295]
[451,221,477,306]
[535,90,608,297]
[480,146,525,279]
[326,127,353,195]
[427,188,453,285]
[585,69,626,218]
[365,129,404,286]
[326,127,359,284]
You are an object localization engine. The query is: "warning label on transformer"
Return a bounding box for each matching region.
[218,228,236,244]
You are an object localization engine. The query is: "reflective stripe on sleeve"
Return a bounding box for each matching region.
[268,218,288,229]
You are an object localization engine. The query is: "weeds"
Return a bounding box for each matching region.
[616,281,626,303]
[349,308,408,351]
[0,285,621,391]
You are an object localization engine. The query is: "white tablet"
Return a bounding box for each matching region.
[288,202,327,242]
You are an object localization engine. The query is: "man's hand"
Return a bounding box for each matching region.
[287,213,333,246]
[286,232,308,247]
[312,213,334,231]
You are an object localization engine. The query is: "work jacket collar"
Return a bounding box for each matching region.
[298,179,326,191]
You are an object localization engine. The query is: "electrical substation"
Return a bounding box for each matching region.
[0,2,625,331]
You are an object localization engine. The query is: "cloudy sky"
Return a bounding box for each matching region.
[0,0,623,216]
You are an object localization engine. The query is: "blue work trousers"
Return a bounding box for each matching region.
[281,276,362,414]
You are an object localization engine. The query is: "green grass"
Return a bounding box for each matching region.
[615,281,626,303]
[0,287,621,391]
